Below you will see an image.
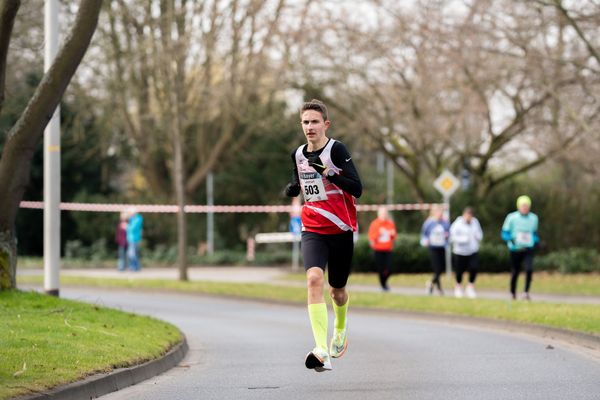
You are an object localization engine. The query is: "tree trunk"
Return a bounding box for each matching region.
[0,230,17,290]
[172,85,188,280]
[0,1,102,290]
[174,126,188,282]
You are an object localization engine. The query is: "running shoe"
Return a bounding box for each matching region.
[330,328,348,358]
[426,281,434,295]
[466,284,477,299]
[454,284,464,298]
[305,347,332,372]
[522,292,531,301]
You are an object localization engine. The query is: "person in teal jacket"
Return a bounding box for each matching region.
[501,195,539,300]
[126,208,144,271]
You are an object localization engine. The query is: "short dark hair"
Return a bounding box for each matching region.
[463,206,474,215]
[300,99,328,121]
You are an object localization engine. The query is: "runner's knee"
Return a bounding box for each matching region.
[329,287,346,303]
[306,268,324,289]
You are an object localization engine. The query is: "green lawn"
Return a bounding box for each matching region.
[17,275,600,336]
[0,290,182,400]
[283,272,600,296]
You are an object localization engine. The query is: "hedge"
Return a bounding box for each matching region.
[60,235,600,274]
[352,234,600,274]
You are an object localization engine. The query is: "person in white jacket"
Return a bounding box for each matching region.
[450,207,483,298]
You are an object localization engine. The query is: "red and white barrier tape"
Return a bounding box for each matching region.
[19,201,440,213]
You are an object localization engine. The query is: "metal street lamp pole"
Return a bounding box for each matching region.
[44,0,61,296]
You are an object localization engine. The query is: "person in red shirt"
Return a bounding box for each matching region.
[368,207,397,291]
[285,99,362,372]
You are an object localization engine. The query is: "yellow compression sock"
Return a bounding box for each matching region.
[308,303,328,351]
[332,297,349,332]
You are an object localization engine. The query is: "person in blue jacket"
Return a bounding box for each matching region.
[421,204,450,295]
[501,195,539,300]
[126,208,144,271]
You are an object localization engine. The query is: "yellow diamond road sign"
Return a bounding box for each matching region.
[434,170,460,198]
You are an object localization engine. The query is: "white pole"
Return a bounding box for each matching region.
[207,172,214,255]
[386,158,394,204]
[44,0,61,297]
[292,239,300,272]
[443,195,451,278]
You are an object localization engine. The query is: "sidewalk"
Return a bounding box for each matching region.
[18,266,600,305]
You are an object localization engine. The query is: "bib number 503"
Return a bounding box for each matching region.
[305,185,320,195]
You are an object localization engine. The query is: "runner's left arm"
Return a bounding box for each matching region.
[328,142,362,198]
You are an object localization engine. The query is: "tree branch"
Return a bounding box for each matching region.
[0,0,20,116]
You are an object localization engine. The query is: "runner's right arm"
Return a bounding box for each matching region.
[285,151,301,197]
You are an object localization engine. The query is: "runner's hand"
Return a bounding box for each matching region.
[308,155,326,174]
[285,182,300,197]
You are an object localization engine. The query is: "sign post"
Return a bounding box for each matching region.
[289,198,302,272]
[433,170,460,278]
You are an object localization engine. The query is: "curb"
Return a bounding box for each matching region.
[17,336,189,400]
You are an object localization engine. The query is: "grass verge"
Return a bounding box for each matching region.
[282,272,600,296]
[17,275,600,336]
[0,290,182,400]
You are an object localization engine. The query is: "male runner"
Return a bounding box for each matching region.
[285,99,362,372]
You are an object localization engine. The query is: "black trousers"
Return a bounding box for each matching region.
[453,253,479,284]
[510,249,534,296]
[428,247,446,291]
[374,251,392,289]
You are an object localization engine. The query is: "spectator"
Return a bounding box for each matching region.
[126,208,144,272]
[420,204,450,295]
[450,207,483,298]
[115,212,128,271]
[502,195,539,300]
[368,207,397,291]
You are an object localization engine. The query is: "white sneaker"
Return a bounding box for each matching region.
[426,281,434,295]
[330,328,348,358]
[305,347,332,372]
[454,285,464,298]
[466,284,477,299]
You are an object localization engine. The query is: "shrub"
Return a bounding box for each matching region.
[536,248,600,274]
[352,234,513,274]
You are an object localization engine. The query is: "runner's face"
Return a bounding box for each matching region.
[301,110,329,145]
[463,211,472,223]
[518,203,530,214]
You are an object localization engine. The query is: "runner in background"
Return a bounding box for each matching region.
[449,207,483,298]
[420,204,450,295]
[368,207,397,291]
[126,207,144,272]
[285,99,362,372]
[502,195,539,300]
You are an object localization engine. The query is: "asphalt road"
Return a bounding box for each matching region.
[59,288,600,400]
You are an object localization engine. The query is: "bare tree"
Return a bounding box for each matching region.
[0,1,103,290]
[292,0,598,201]
[91,0,293,278]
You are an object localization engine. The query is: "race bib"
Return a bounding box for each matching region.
[378,228,391,243]
[453,231,469,244]
[300,172,328,202]
[516,231,532,246]
[429,226,446,247]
